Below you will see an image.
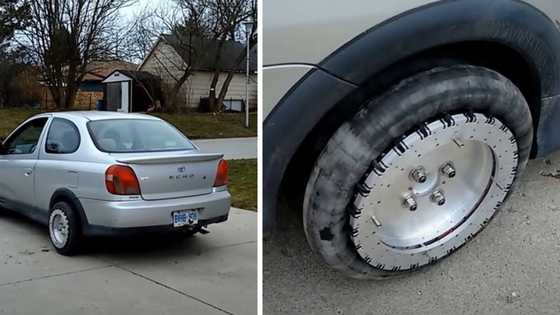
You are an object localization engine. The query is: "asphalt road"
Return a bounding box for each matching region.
[0,208,256,315]
[264,152,560,315]
[194,137,257,160]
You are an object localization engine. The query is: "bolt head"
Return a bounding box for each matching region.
[431,190,446,206]
[410,167,428,184]
[441,163,456,178]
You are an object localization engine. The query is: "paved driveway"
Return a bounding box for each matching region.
[264,152,560,315]
[0,208,256,315]
[194,137,257,160]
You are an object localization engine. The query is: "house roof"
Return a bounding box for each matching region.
[83,60,138,81]
[102,69,160,84]
[118,70,159,81]
[143,34,257,73]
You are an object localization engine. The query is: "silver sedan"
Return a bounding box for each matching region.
[0,111,231,255]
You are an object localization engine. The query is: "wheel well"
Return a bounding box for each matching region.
[49,191,88,227]
[278,41,542,224]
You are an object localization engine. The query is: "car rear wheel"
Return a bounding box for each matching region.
[49,201,82,256]
[303,65,533,279]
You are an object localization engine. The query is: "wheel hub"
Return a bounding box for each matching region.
[350,113,518,271]
[49,209,69,248]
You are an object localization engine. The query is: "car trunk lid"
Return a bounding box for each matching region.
[113,151,223,201]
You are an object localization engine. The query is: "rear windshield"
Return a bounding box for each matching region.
[87,119,195,153]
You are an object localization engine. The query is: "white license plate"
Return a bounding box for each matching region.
[173,210,199,227]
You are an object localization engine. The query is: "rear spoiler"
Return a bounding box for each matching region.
[116,153,224,165]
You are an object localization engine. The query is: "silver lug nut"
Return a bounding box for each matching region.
[441,163,456,178]
[403,194,418,211]
[431,190,446,206]
[410,167,427,183]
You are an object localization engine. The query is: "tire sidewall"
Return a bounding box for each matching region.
[303,65,533,279]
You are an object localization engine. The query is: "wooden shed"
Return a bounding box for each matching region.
[101,70,161,113]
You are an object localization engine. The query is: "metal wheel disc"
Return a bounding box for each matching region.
[350,113,518,271]
[49,209,70,248]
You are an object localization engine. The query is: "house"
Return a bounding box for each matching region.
[138,34,257,110]
[101,70,161,113]
[40,59,137,109]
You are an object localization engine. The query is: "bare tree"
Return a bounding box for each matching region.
[0,0,30,108]
[174,0,255,111]
[215,0,256,109]
[126,0,254,112]
[23,0,133,109]
[119,7,165,63]
[0,0,29,49]
[121,0,255,112]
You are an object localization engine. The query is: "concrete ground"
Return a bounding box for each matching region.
[194,137,257,160]
[0,208,256,315]
[264,151,560,315]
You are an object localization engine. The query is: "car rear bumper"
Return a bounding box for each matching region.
[79,189,231,230]
[82,215,229,237]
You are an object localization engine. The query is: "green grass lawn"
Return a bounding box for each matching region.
[0,108,41,139]
[227,159,257,211]
[153,112,257,139]
[0,107,257,139]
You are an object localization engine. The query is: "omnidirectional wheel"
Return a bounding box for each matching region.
[303,65,533,279]
[49,201,82,255]
[350,113,518,270]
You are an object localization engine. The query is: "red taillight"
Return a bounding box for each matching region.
[105,165,141,195]
[214,159,228,187]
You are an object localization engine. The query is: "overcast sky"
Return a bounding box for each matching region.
[119,0,172,21]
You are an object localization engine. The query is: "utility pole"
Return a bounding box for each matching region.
[243,21,254,128]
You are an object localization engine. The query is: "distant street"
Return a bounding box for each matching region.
[194,137,257,160]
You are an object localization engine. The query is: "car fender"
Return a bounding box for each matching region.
[50,188,89,227]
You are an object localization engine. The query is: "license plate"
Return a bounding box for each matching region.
[173,210,199,227]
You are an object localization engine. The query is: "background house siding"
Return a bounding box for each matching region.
[140,41,257,110]
[185,71,257,109]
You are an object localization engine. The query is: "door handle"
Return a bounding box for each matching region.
[24,168,33,176]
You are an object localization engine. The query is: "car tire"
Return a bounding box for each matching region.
[303,65,533,279]
[49,201,82,256]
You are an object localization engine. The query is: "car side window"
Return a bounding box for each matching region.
[46,118,81,154]
[3,118,49,155]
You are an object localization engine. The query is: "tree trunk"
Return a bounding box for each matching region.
[62,78,78,110]
[63,65,79,109]
[207,37,227,112]
[216,72,234,110]
[49,86,62,110]
[64,86,77,109]
[208,70,221,112]
[216,35,257,112]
